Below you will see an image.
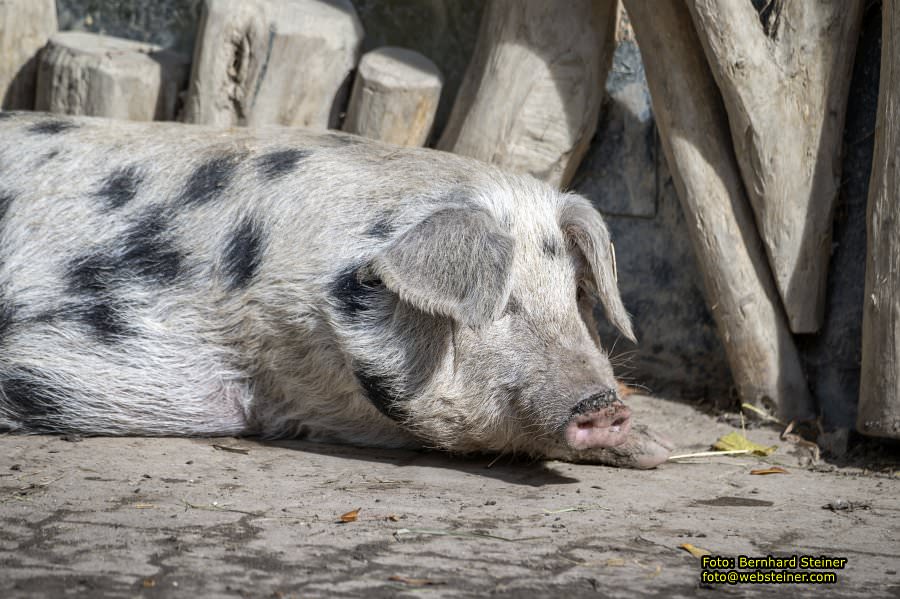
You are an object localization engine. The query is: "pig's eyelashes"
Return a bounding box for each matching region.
[360,275,383,290]
[355,265,384,289]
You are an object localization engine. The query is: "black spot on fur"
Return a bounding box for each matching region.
[256,149,309,180]
[97,166,142,210]
[0,191,13,223]
[367,213,395,238]
[181,155,240,207]
[38,299,133,344]
[0,299,15,342]
[119,211,183,284]
[79,299,131,342]
[542,237,562,258]
[223,217,266,290]
[1,370,64,422]
[67,254,117,295]
[354,369,406,422]
[27,120,77,135]
[332,266,383,318]
[67,210,182,295]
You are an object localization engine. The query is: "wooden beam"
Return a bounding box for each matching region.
[35,32,189,121]
[622,0,814,420]
[687,0,864,332]
[437,0,618,188]
[0,0,57,110]
[858,0,900,440]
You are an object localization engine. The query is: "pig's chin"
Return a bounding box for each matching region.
[564,411,632,451]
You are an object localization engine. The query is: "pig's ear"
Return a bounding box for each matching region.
[371,207,514,328]
[560,194,636,343]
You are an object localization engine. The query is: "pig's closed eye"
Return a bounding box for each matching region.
[361,275,383,290]
[356,267,384,290]
[576,285,588,303]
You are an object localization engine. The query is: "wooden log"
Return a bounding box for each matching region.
[686,0,864,333]
[342,47,443,147]
[0,0,57,110]
[437,0,618,188]
[622,0,814,420]
[183,0,363,129]
[34,32,189,122]
[858,0,900,440]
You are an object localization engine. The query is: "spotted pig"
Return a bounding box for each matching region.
[0,112,671,468]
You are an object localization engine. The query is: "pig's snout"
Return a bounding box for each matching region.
[564,391,632,451]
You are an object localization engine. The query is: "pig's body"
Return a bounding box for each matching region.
[0,112,670,468]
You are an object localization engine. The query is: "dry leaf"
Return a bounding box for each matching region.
[679,543,711,558]
[388,575,445,587]
[750,466,789,475]
[339,508,360,523]
[386,514,399,522]
[142,579,156,588]
[713,432,777,456]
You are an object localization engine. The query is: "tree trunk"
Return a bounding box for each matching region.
[0,0,57,110]
[35,32,189,122]
[858,0,900,440]
[183,0,363,129]
[622,0,814,420]
[343,47,443,147]
[687,0,864,333]
[437,0,618,188]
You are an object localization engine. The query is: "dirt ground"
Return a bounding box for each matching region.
[1,395,898,598]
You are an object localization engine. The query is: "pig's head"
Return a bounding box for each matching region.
[339,180,671,468]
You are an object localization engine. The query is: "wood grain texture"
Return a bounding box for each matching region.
[343,47,443,147]
[35,32,189,121]
[437,0,618,188]
[687,0,864,333]
[623,0,814,420]
[183,0,363,129]
[0,0,57,110]
[858,0,900,440]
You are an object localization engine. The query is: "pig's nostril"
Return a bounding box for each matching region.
[565,406,633,450]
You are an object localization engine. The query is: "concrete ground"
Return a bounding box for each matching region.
[1,395,898,598]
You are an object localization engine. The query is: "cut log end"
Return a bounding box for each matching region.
[343,47,443,147]
[35,31,190,122]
